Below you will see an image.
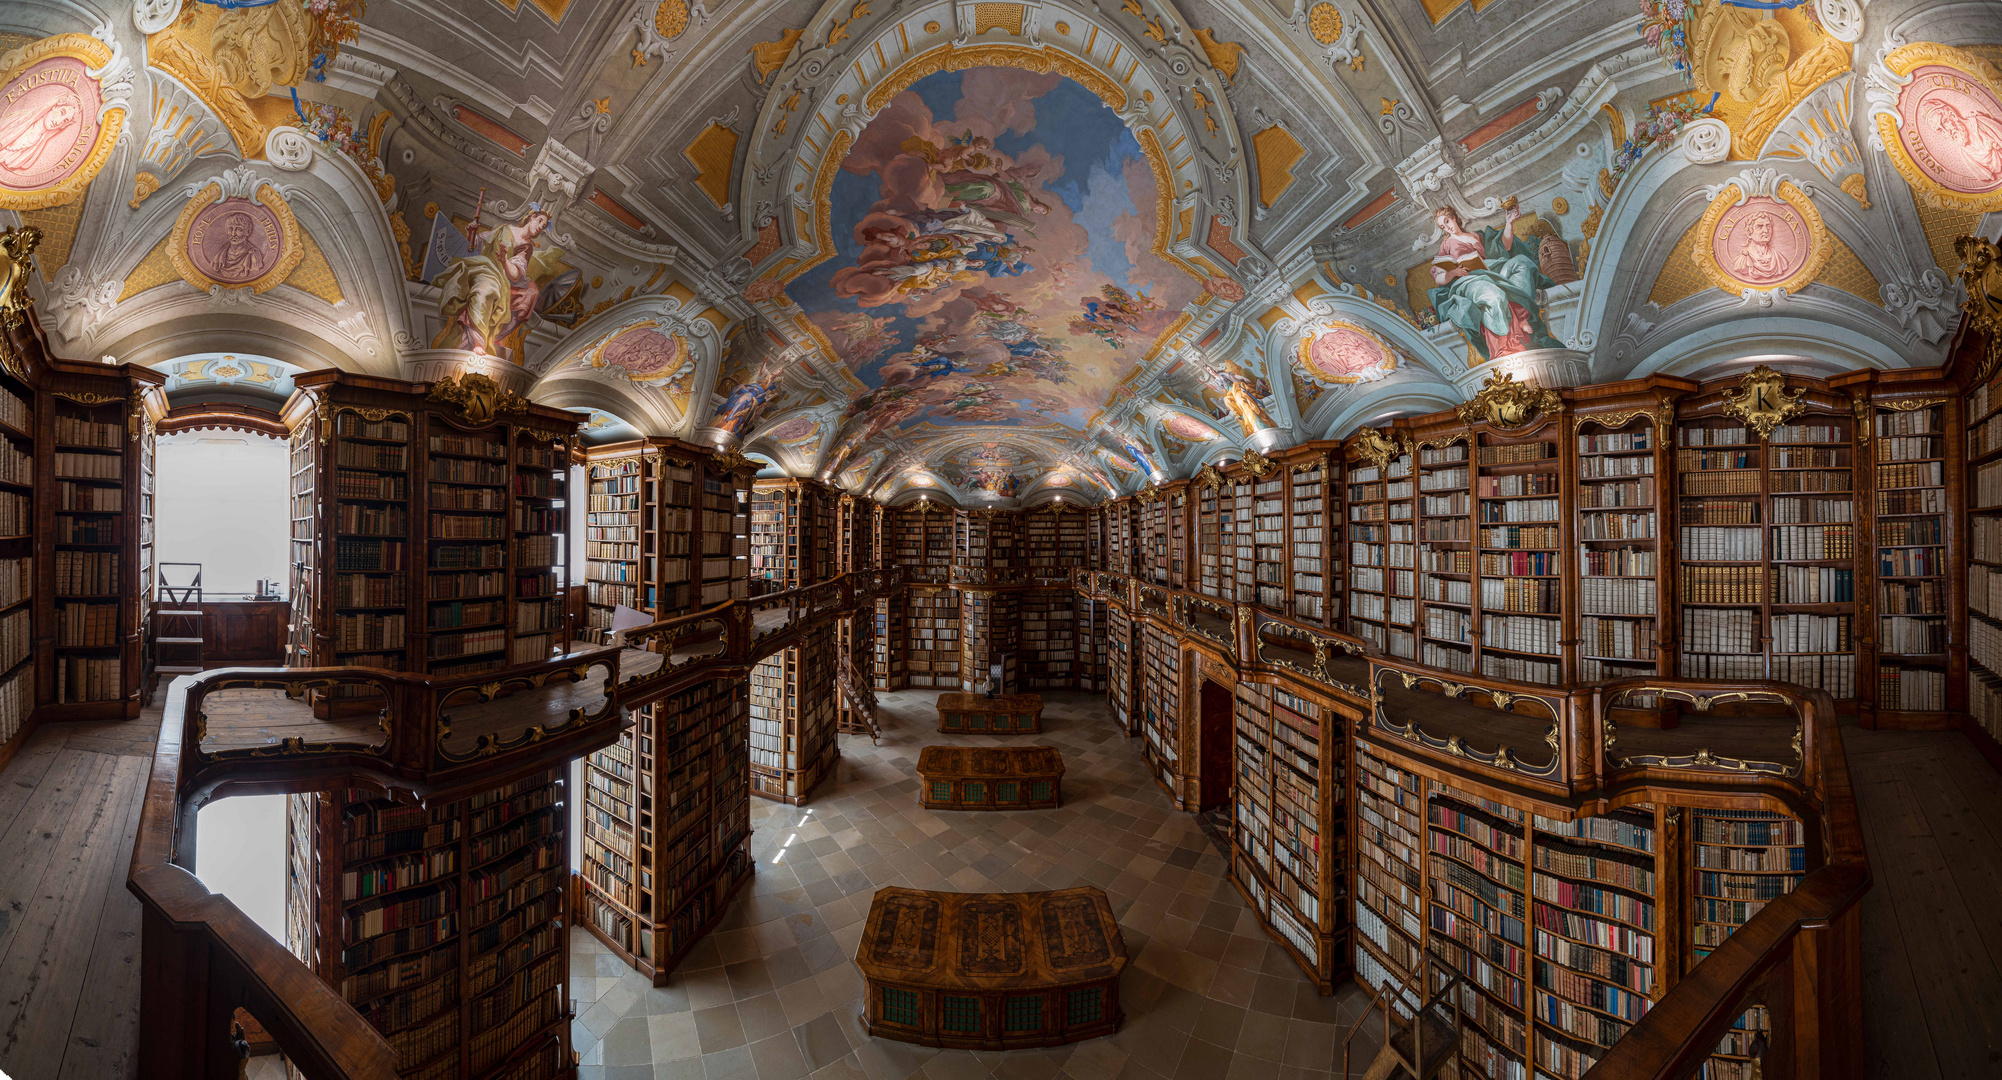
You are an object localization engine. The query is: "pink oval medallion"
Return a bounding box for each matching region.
[0,56,102,192]
[600,326,686,380]
[1897,64,2002,196]
[1165,413,1219,441]
[187,197,285,285]
[1306,327,1387,381]
[1710,197,1809,289]
[767,415,818,442]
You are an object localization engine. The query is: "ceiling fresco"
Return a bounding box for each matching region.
[790,68,1200,444]
[0,0,1995,505]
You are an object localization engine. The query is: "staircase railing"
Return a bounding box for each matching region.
[836,654,880,743]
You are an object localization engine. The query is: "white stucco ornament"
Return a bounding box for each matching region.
[1681,118,1732,164]
[265,127,316,172]
[1814,0,1866,44]
[132,0,180,35]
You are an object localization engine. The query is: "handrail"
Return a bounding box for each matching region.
[130,649,627,1080]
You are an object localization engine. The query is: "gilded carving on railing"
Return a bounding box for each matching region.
[436,658,616,765]
[1370,663,1561,779]
[1719,365,1806,441]
[1180,595,1234,648]
[1456,370,1563,428]
[1600,684,1802,778]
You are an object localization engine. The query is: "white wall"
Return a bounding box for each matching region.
[194,794,285,941]
[156,433,289,599]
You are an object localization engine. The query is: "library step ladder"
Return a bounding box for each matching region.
[836,656,880,743]
[155,562,205,676]
[1342,959,1465,1080]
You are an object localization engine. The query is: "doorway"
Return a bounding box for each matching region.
[1198,679,1233,811]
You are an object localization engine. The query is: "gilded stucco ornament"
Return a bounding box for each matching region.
[1955,234,2002,382]
[1720,365,1807,440]
[1194,464,1226,490]
[1456,370,1563,428]
[1238,450,1277,477]
[427,370,528,426]
[0,226,38,382]
[1346,427,1399,470]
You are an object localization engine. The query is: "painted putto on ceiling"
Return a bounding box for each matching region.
[0,0,1996,504]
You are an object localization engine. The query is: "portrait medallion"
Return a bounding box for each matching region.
[1299,323,1395,385]
[1694,180,1828,297]
[593,323,691,382]
[1165,413,1220,441]
[1875,44,2002,210]
[0,35,124,210]
[169,181,303,294]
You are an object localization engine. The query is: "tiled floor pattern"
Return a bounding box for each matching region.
[570,689,1381,1080]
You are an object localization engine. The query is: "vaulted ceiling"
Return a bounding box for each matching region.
[3,0,1995,504]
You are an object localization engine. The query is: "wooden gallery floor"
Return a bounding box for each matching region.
[0,704,1997,1078]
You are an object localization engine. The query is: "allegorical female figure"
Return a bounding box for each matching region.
[432,208,554,356]
[0,96,82,177]
[1426,203,1563,363]
[1924,97,2002,185]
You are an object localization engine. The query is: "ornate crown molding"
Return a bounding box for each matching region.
[1345,427,1399,470]
[427,371,529,426]
[1239,450,1277,478]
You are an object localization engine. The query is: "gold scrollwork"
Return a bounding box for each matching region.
[1457,370,1564,428]
[338,406,411,424]
[1239,449,1277,477]
[1136,485,1160,504]
[0,226,41,335]
[1850,393,1872,446]
[51,390,123,407]
[1719,364,1806,440]
[1960,235,2002,383]
[427,371,528,426]
[1195,464,1226,490]
[1419,433,1468,451]
[1879,397,1948,412]
[1346,427,1399,470]
[1578,408,1654,432]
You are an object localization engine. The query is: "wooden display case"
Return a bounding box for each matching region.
[916,745,1065,810]
[935,692,1043,734]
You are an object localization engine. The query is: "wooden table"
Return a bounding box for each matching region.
[855,885,1126,1048]
[916,746,1064,810]
[936,692,1043,734]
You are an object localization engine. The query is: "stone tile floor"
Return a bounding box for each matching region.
[570,689,1383,1080]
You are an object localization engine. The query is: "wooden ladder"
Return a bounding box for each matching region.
[836,656,881,743]
[1342,958,1466,1080]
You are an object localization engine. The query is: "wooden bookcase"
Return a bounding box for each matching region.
[1019,591,1075,688]
[750,481,798,589]
[0,352,30,755]
[1870,398,1951,717]
[748,629,839,803]
[1966,368,2002,749]
[1574,411,1667,685]
[1346,432,1417,659]
[1106,602,1134,733]
[578,675,753,982]
[1229,676,1352,990]
[959,589,1018,692]
[583,454,641,642]
[283,371,582,688]
[1139,623,1181,798]
[1473,423,1567,684]
[1529,807,1660,1079]
[1351,746,1425,1010]
[287,768,573,1080]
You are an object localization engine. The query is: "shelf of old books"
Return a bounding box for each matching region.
[1968,371,2002,751]
[1076,596,1108,692]
[1766,414,1859,704]
[322,405,414,706]
[1107,499,1135,577]
[1140,493,1169,586]
[1020,591,1075,688]
[1530,807,1659,1080]
[1168,487,1188,589]
[1253,472,1287,611]
[748,630,839,803]
[1426,783,1531,1079]
[1140,623,1181,799]
[904,587,959,688]
[1227,474,1255,605]
[424,423,512,678]
[960,590,1018,692]
[1197,480,1224,598]
[1689,808,1804,965]
[1290,458,1336,625]
[1475,425,1566,685]
[511,433,565,664]
[285,410,319,675]
[51,394,135,709]
[584,455,640,643]
[287,768,573,1079]
[1417,434,1474,674]
[750,481,799,589]
[1106,603,1134,733]
[1575,414,1664,686]
[923,503,953,571]
[1346,441,1393,656]
[701,464,751,608]
[873,594,904,690]
[0,353,31,757]
[1386,450,1416,661]
[1351,746,1424,1012]
[812,484,837,582]
[1873,399,1950,718]
[1229,677,1349,988]
[578,676,753,981]
[891,505,925,568]
[1677,414,1768,683]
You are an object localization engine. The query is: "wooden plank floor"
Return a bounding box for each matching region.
[0,717,151,1080]
[1844,719,2002,1079]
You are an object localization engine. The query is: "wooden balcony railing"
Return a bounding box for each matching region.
[130,648,624,1080]
[132,562,1864,1080]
